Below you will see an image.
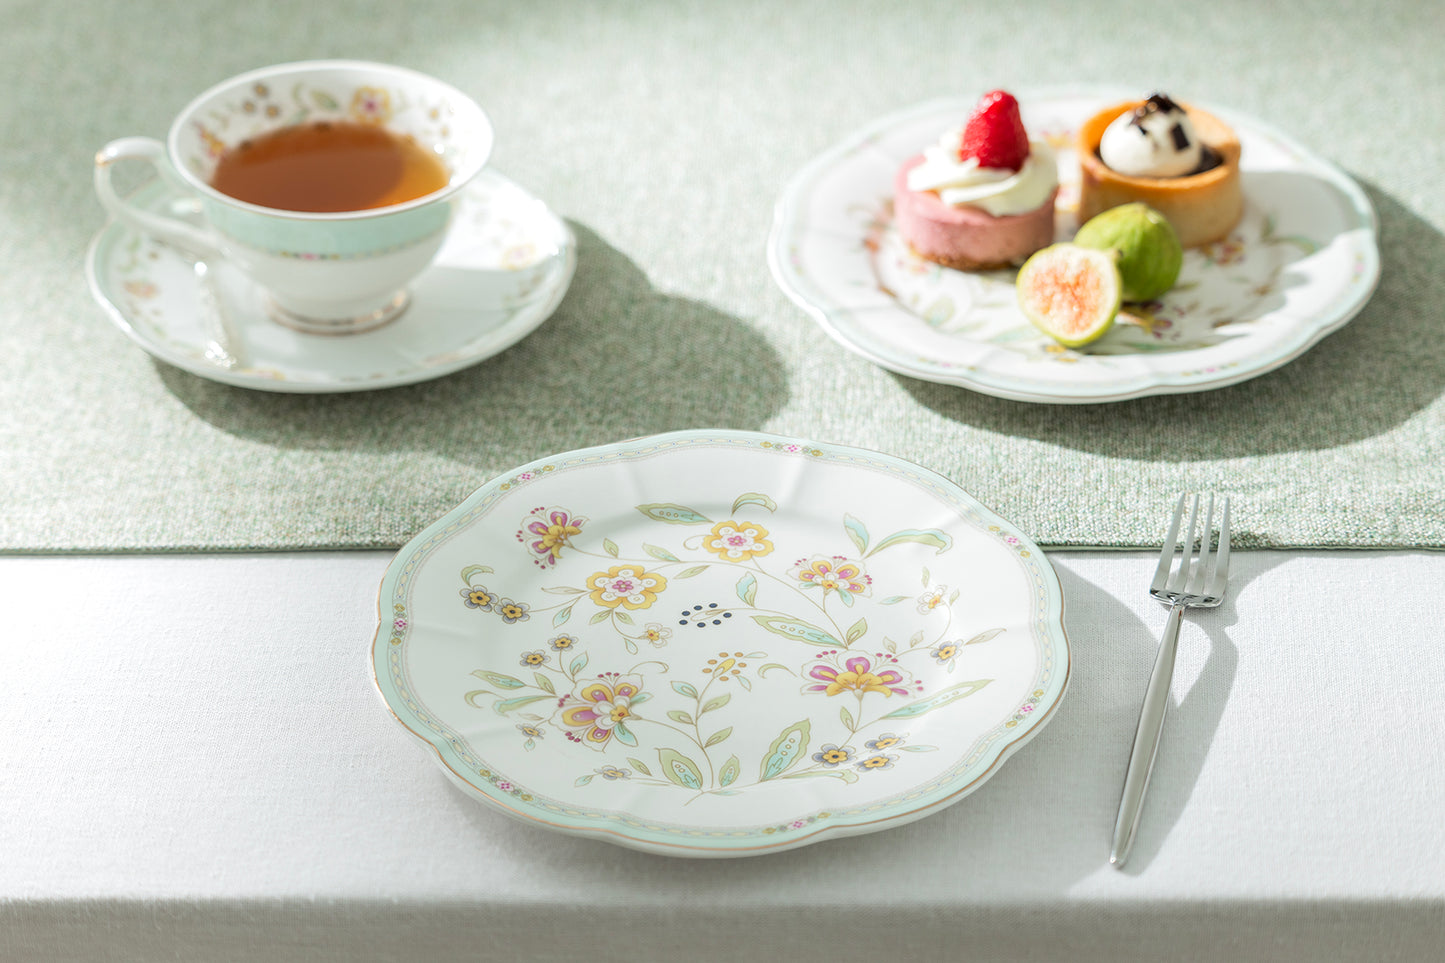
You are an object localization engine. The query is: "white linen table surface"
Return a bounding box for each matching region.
[3,550,1442,962]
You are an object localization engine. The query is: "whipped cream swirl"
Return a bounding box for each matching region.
[906,130,1058,216]
[1099,94,1204,177]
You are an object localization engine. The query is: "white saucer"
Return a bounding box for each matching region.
[87,171,576,393]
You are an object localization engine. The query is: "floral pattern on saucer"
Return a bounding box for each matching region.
[373,431,1069,856]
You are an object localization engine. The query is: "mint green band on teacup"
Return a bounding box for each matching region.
[202,197,452,258]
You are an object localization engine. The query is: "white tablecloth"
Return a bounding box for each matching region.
[4,549,1442,961]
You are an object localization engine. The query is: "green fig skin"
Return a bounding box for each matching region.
[1016,243,1122,348]
[1073,202,1183,302]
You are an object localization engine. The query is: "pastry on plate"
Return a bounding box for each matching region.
[1075,92,1242,247]
[893,90,1059,270]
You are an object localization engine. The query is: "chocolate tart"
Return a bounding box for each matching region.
[1076,100,1243,248]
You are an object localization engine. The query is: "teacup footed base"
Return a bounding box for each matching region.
[266,290,411,336]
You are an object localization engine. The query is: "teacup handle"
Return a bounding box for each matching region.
[93,137,223,261]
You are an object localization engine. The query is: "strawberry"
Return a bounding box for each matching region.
[957,90,1030,171]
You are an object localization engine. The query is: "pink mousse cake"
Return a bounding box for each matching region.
[894,156,1059,271]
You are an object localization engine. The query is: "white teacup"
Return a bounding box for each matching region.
[94,60,493,334]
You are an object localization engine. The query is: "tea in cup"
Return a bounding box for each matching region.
[94,60,493,334]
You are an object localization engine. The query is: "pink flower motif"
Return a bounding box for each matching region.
[804,655,910,698]
[393,618,407,630]
[558,675,644,747]
[518,506,587,568]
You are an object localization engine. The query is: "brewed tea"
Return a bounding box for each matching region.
[210,121,449,213]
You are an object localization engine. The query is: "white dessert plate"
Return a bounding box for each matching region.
[768,86,1380,404]
[87,170,576,393]
[372,430,1069,857]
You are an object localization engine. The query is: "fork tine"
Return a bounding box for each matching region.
[1184,494,1215,597]
[1150,494,1188,595]
[1168,494,1201,594]
[1210,496,1232,596]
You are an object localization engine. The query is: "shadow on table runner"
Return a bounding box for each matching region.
[895,181,1445,550]
[5,188,1444,553]
[3,223,787,553]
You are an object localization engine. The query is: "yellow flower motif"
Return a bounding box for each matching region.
[587,565,668,610]
[702,520,773,562]
[349,86,392,124]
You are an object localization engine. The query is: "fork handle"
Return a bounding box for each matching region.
[1110,599,1187,868]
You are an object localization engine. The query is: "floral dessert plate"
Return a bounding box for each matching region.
[87,170,575,393]
[372,430,1069,857]
[768,86,1380,404]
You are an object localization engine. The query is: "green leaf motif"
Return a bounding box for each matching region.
[731,492,778,515]
[612,723,638,748]
[310,90,340,110]
[752,615,841,648]
[839,704,854,729]
[534,673,555,694]
[459,564,494,583]
[867,529,953,557]
[636,503,712,525]
[881,595,908,605]
[719,754,741,787]
[705,727,733,747]
[881,679,993,719]
[676,565,709,579]
[471,669,526,689]
[494,695,554,715]
[574,774,594,787]
[667,709,694,724]
[757,662,792,678]
[701,692,731,714]
[552,606,571,628]
[627,756,652,776]
[671,680,698,699]
[843,513,870,555]
[736,572,758,607]
[644,543,681,562]
[966,628,1005,646]
[614,611,634,625]
[781,767,858,784]
[759,719,811,781]
[845,618,867,645]
[603,538,620,557]
[569,652,590,676]
[658,747,704,789]
[589,610,611,625]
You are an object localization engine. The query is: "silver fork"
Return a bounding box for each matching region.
[1109,493,1231,868]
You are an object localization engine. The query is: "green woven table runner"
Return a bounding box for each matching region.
[3,0,1441,552]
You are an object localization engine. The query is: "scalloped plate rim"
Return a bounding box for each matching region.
[370,429,1071,857]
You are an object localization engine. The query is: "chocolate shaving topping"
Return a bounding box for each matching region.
[1129,91,1185,129]
[1169,122,1191,151]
